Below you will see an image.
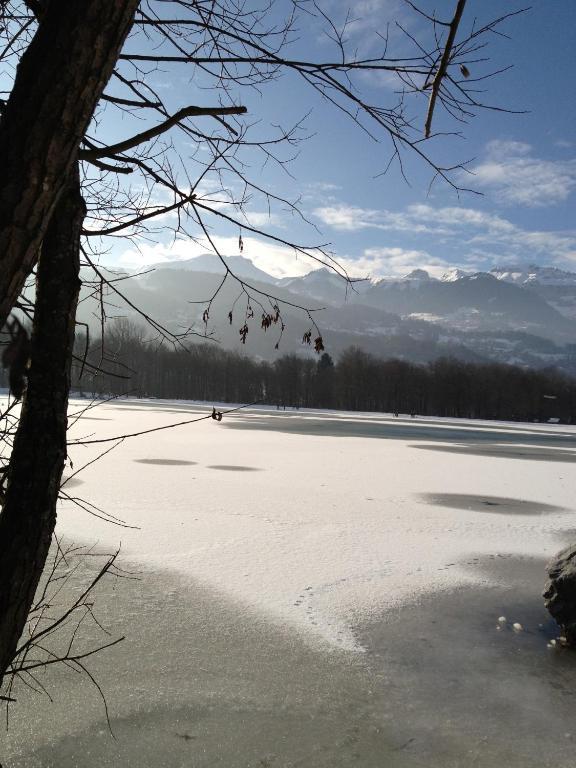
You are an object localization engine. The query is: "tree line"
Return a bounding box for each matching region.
[40,320,576,424]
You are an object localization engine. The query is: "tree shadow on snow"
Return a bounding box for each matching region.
[418,492,566,515]
[134,459,197,466]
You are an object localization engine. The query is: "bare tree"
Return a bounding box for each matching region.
[0,0,524,693]
[0,0,140,328]
[2,541,126,724]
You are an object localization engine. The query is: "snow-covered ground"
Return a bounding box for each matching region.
[4,398,576,767]
[57,398,576,651]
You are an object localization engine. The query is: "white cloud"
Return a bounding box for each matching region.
[117,233,457,282]
[241,211,284,229]
[345,0,410,51]
[118,235,316,279]
[486,140,532,157]
[414,204,576,265]
[312,204,445,234]
[470,140,576,207]
[339,246,452,279]
[405,204,516,233]
[115,190,576,280]
[319,0,405,41]
[313,202,515,236]
[313,204,382,231]
[313,0,413,87]
[305,181,342,193]
[314,198,576,271]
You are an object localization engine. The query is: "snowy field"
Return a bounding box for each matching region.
[59,398,576,651]
[3,398,576,767]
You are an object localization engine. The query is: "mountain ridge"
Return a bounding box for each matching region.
[77,255,576,377]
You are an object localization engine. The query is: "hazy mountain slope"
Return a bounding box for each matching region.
[75,258,576,376]
[361,271,576,342]
[149,254,277,285]
[492,264,576,322]
[137,257,576,341]
[277,267,374,305]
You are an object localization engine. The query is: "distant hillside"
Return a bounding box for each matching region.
[492,263,576,322]
[77,256,576,376]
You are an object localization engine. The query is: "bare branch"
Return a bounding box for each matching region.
[424,0,468,138]
[79,105,247,160]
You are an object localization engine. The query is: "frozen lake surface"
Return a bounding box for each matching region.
[2,400,576,766]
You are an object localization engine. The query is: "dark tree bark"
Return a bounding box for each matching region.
[0,168,85,683]
[0,0,139,329]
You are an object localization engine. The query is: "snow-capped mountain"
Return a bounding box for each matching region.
[403,269,433,281]
[356,269,575,341]
[441,268,470,282]
[492,264,576,286]
[492,264,576,322]
[80,256,576,375]
[311,264,576,343]
[137,258,576,342]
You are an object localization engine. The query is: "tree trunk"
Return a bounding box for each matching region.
[0,168,85,684]
[0,0,139,329]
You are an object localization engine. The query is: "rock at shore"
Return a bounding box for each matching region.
[544,544,576,645]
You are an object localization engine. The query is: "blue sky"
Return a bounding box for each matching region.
[101,1,576,280]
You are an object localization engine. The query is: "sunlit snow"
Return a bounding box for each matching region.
[54,398,576,652]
